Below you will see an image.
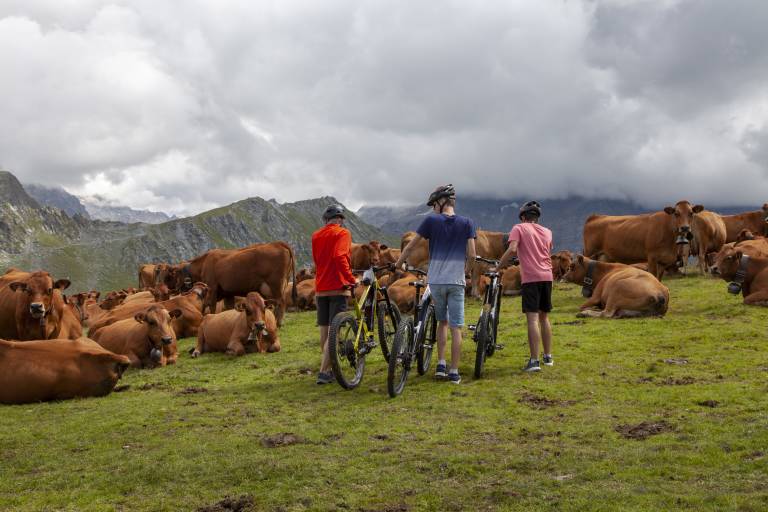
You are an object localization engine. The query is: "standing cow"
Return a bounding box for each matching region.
[0,270,71,340]
[720,204,768,243]
[691,211,726,273]
[583,201,703,280]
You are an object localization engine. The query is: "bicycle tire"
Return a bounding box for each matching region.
[328,311,365,389]
[487,288,502,357]
[416,304,436,375]
[387,316,414,397]
[474,308,491,379]
[377,301,401,362]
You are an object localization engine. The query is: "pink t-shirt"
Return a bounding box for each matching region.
[509,222,553,284]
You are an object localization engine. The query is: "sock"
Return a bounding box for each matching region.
[438,359,447,367]
[544,353,552,358]
[449,368,459,375]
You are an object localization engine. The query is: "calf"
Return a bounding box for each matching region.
[92,304,181,368]
[192,292,280,356]
[564,256,670,318]
[711,245,768,305]
[0,337,130,404]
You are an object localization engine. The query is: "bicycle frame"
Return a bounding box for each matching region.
[350,266,398,352]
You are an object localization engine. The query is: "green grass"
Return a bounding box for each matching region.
[1,275,767,511]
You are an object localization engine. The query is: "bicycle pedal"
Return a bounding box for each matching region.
[467,324,476,331]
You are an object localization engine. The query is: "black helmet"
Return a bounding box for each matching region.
[427,184,456,207]
[519,200,542,220]
[322,204,346,222]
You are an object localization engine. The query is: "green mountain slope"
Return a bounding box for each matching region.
[0,170,394,291]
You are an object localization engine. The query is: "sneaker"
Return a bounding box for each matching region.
[523,359,541,372]
[448,371,461,384]
[542,355,554,366]
[435,363,448,379]
[316,371,334,385]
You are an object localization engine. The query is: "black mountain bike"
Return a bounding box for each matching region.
[387,268,437,397]
[328,265,401,390]
[470,256,504,379]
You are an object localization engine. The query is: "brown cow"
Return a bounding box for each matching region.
[690,210,726,273]
[501,266,522,296]
[720,204,768,243]
[735,229,765,242]
[59,292,87,340]
[400,231,429,270]
[296,267,315,283]
[169,242,295,325]
[0,270,70,341]
[551,251,574,281]
[92,304,181,368]
[470,230,508,297]
[122,290,156,305]
[386,272,420,313]
[89,282,208,338]
[351,241,383,270]
[564,256,670,318]
[583,201,704,280]
[99,290,127,310]
[0,338,130,404]
[138,264,158,289]
[192,292,280,357]
[711,245,768,305]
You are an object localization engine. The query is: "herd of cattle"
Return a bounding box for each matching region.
[2,201,767,405]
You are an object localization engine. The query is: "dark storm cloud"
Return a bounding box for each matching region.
[0,0,767,215]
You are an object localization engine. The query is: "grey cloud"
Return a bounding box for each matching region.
[0,1,767,216]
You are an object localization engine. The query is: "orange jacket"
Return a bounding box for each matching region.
[312,224,356,292]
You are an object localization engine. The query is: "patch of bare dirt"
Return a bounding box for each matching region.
[519,393,575,409]
[261,433,304,448]
[554,320,585,326]
[696,400,719,408]
[136,382,165,391]
[663,358,689,365]
[196,495,255,512]
[743,451,764,461]
[660,376,696,386]
[178,386,208,395]
[615,421,674,440]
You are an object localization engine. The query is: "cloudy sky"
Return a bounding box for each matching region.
[1,0,767,216]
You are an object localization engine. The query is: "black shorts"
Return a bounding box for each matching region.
[521,281,553,313]
[316,295,348,326]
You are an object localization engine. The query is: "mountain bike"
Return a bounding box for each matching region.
[328,265,401,390]
[387,268,437,397]
[470,256,504,379]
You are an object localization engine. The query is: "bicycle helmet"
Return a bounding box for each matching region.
[322,204,346,222]
[519,200,542,220]
[427,184,456,207]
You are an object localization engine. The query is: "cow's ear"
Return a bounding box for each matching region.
[9,282,27,292]
[54,279,71,290]
[577,255,584,265]
[380,244,388,250]
[693,204,704,213]
[235,302,247,312]
[663,206,675,215]
[169,309,183,319]
[134,313,145,323]
[264,300,277,311]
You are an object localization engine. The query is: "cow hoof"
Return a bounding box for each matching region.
[191,350,200,358]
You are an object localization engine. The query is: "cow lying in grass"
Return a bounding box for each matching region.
[91,304,181,368]
[564,256,670,318]
[192,292,280,357]
[711,245,768,305]
[0,338,130,404]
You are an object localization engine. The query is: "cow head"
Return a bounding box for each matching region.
[65,292,89,322]
[100,291,127,310]
[736,229,756,243]
[149,284,171,302]
[186,282,209,301]
[87,290,101,302]
[134,305,181,364]
[710,245,742,280]
[9,272,70,319]
[664,201,704,244]
[236,292,269,346]
[296,267,316,283]
[563,255,589,285]
[551,251,574,281]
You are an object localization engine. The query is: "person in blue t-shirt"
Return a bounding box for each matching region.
[395,184,476,384]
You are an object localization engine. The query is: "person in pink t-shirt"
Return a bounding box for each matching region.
[496,201,554,372]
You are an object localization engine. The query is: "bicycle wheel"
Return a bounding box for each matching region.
[474,308,491,379]
[328,312,365,389]
[377,301,401,362]
[416,304,436,375]
[387,316,414,397]
[487,289,502,357]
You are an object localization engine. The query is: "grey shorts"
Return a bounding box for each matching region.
[430,284,465,327]
[316,295,348,326]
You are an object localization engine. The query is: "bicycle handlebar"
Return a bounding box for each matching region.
[406,267,427,276]
[352,264,394,274]
[475,256,499,266]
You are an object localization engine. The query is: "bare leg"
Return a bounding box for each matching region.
[436,320,448,361]
[539,312,552,356]
[526,312,542,360]
[449,326,462,371]
[319,326,331,373]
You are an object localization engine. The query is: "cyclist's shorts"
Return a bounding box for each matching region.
[316,295,348,326]
[430,284,465,327]
[521,281,553,313]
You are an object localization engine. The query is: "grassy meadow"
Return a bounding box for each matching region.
[1,274,767,511]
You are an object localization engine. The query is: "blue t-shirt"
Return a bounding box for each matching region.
[416,213,476,285]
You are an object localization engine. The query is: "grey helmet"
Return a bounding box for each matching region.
[519,200,542,220]
[322,204,346,222]
[427,184,456,207]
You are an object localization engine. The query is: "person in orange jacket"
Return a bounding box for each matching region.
[312,204,357,384]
